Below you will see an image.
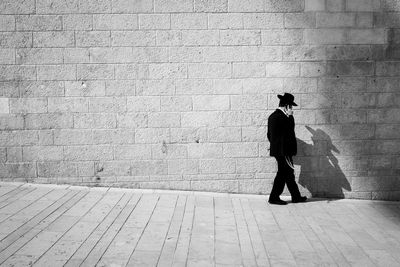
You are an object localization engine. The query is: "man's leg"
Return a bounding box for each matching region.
[285,156,306,202]
[269,156,287,201]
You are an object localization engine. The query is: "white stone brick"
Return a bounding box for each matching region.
[301,62,326,77]
[202,47,241,62]
[79,0,111,13]
[199,159,235,174]
[66,81,105,97]
[304,29,346,44]
[63,14,92,30]
[305,0,325,11]
[115,145,152,160]
[171,14,207,29]
[327,0,345,11]
[170,47,203,62]
[220,30,261,46]
[316,12,356,27]
[236,157,276,173]
[152,143,187,159]
[36,0,78,14]
[16,15,62,31]
[265,0,304,12]
[242,126,268,142]
[170,127,207,143]
[161,96,192,111]
[188,63,231,78]
[155,0,193,12]
[148,63,187,79]
[231,95,269,110]
[23,146,63,161]
[168,159,198,175]
[16,81,63,97]
[54,129,92,145]
[265,62,300,77]
[242,78,283,94]
[193,95,230,111]
[63,48,90,64]
[213,79,242,95]
[148,112,181,127]
[76,31,110,47]
[175,79,213,95]
[208,127,241,142]
[93,14,138,30]
[346,0,380,11]
[16,48,64,65]
[117,112,147,129]
[356,13,373,28]
[233,62,265,78]
[0,98,9,113]
[188,143,222,158]
[0,15,15,31]
[25,113,73,129]
[92,129,135,144]
[112,0,153,13]
[0,32,32,48]
[37,65,76,81]
[139,14,170,29]
[127,96,160,112]
[48,97,88,113]
[33,32,75,48]
[156,30,182,46]
[74,113,116,129]
[181,30,219,46]
[77,64,114,80]
[262,29,303,45]
[89,47,133,64]
[64,145,113,161]
[194,0,227,12]
[135,128,170,143]
[208,13,243,29]
[285,13,315,28]
[111,31,156,46]
[347,29,386,44]
[89,97,126,113]
[243,13,284,29]
[228,0,264,12]
[1,0,35,14]
[223,142,258,157]
[137,80,174,96]
[241,46,282,61]
[283,46,325,61]
[181,112,222,127]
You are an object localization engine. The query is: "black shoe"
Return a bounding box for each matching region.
[268,199,287,205]
[292,196,307,203]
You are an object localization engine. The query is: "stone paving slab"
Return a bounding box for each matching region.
[0,182,399,267]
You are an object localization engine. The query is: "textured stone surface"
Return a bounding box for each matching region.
[0,0,399,200]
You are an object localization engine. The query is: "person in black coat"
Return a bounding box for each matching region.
[267,93,307,205]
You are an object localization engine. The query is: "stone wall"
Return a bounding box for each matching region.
[0,0,399,200]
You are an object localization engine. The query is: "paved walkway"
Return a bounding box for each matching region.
[0,183,399,267]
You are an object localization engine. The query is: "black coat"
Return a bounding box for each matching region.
[267,109,297,157]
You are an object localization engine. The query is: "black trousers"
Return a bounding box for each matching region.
[269,156,301,200]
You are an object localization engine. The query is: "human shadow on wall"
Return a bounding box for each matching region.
[294,126,351,199]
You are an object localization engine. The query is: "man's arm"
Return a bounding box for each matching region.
[267,115,280,143]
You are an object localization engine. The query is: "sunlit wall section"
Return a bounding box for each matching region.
[0,0,399,200]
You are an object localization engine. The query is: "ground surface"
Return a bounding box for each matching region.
[0,182,399,267]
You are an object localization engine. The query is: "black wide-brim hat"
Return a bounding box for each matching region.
[277,93,297,106]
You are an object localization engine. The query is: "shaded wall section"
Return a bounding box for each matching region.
[0,0,399,200]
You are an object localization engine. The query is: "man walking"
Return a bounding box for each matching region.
[267,93,307,205]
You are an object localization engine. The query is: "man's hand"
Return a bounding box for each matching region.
[286,106,293,116]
